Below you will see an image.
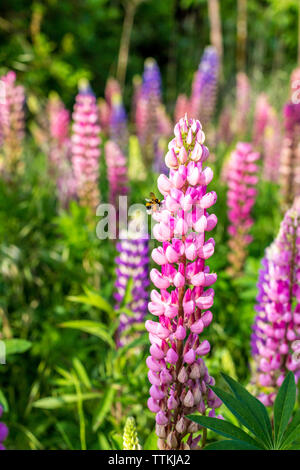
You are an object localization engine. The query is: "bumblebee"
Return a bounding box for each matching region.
[145,192,162,214]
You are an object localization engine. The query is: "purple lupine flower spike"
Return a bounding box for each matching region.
[251,206,300,406]
[227,143,260,275]
[280,101,300,209]
[146,115,221,450]
[0,405,8,450]
[109,92,128,153]
[189,46,219,126]
[0,71,25,175]
[114,214,150,346]
[71,80,101,211]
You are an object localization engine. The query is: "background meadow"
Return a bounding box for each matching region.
[0,0,300,450]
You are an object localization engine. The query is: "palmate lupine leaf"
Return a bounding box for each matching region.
[187,415,264,449]
[208,386,270,448]
[279,410,300,450]
[220,373,273,447]
[273,372,297,448]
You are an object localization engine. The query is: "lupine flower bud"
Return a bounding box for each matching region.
[146,115,220,450]
[0,405,8,450]
[251,206,300,406]
[0,71,25,175]
[227,142,260,275]
[71,81,101,211]
[123,417,141,450]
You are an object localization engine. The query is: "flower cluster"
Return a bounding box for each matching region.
[190,46,219,127]
[262,108,282,183]
[280,102,300,208]
[0,405,8,450]
[251,206,300,406]
[227,143,260,274]
[105,140,128,210]
[123,417,141,450]
[114,217,150,345]
[0,71,25,175]
[47,96,77,207]
[109,92,128,153]
[71,83,101,210]
[146,115,221,450]
[174,94,190,126]
[135,58,170,168]
[234,72,250,136]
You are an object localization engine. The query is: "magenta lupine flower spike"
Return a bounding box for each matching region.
[227,143,260,274]
[252,93,271,149]
[48,96,76,207]
[262,108,282,183]
[174,94,190,126]
[234,72,250,137]
[105,140,128,210]
[251,206,300,406]
[71,81,101,211]
[280,102,300,209]
[0,405,8,450]
[146,115,221,450]
[0,71,25,175]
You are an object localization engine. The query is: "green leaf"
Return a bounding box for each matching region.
[203,439,261,450]
[210,385,270,448]
[59,320,114,347]
[72,358,92,389]
[4,339,32,356]
[187,415,264,449]
[221,373,273,447]
[92,388,116,431]
[274,372,296,447]
[143,428,158,450]
[279,410,300,450]
[68,288,114,316]
[120,277,134,308]
[33,393,101,409]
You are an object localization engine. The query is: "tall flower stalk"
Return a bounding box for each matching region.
[189,46,219,126]
[251,206,300,406]
[47,95,76,207]
[105,140,129,211]
[136,58,171,168]
[0,71,25,175]
[234,72,250,137]
[280,102,300,209]
[227,143,259,275]
[114,215,150,345]
[71,82,101,211]
[146,115,221,450]
[262,108,281,183]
